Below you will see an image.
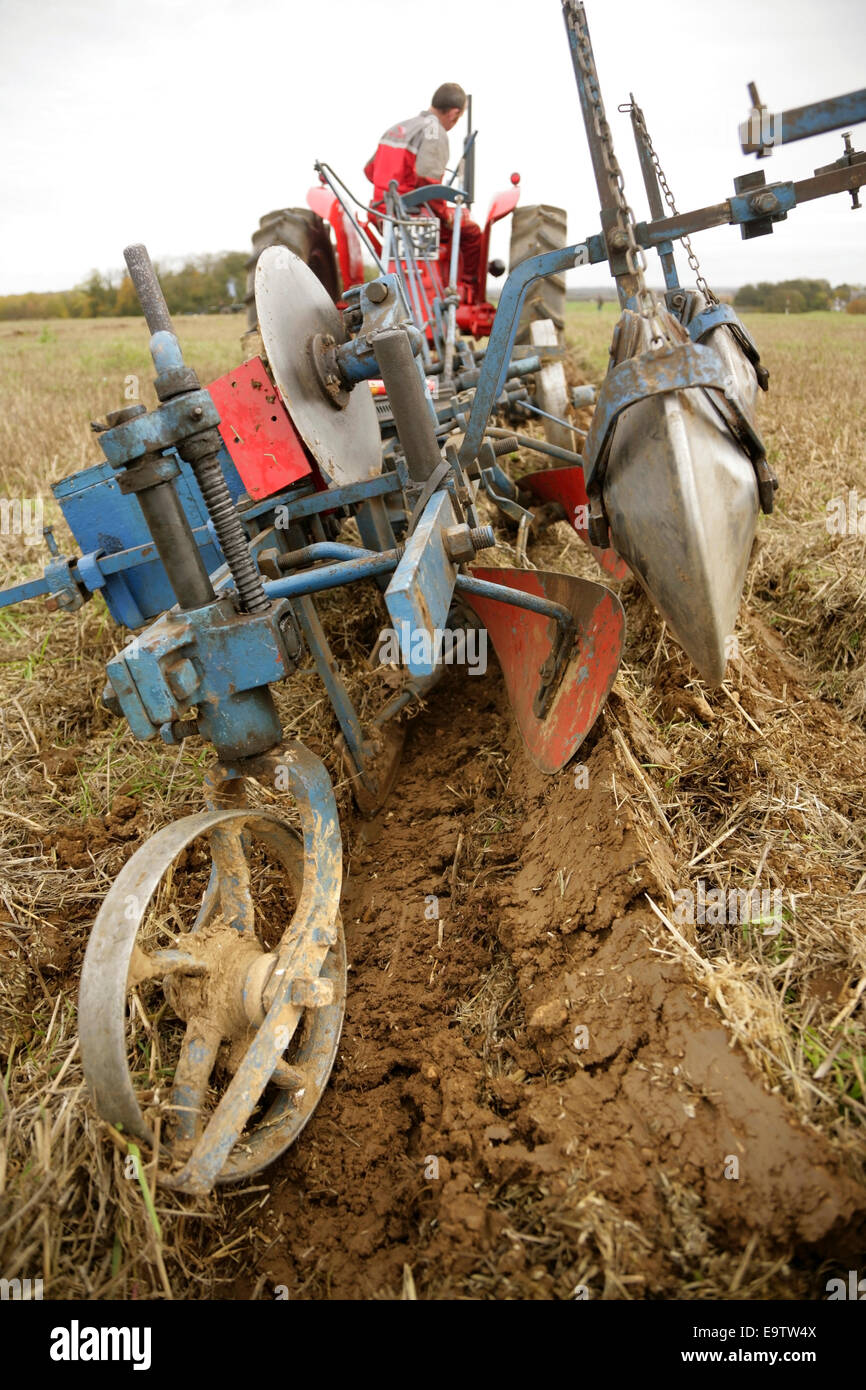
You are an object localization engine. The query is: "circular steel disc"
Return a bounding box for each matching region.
[255,244,381,485]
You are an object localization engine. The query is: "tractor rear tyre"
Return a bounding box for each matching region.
[508,204,568,345]
[245,209,340,330]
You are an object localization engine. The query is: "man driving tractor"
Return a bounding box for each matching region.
[364,82,482,293]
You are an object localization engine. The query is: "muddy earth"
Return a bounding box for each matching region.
[225,637,866,1301]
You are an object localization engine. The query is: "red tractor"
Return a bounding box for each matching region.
[244,105,568,352]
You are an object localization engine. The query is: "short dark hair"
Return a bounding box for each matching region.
[431,83,466,113]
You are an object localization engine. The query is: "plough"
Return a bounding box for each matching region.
[1,2,863,1193]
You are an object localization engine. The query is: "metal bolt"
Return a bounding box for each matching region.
[190,405,204,420]
[290,977,335,1007]
[751,191,779,214]
[158,717,199,745]
[279,612,301,659]
[469,526,496,552]
[608,229,628,251]
[367,280,389,303]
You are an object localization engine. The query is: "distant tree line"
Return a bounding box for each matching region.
[0,252,248,320]
[734,279,864,313]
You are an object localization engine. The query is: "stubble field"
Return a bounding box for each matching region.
[0,304,864,1300]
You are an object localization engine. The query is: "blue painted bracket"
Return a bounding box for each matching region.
[457,244,590,470]
[106,596,291,757]
[335,274,421,385]
[384,490,458,677]
[685,302,769,391]
[687,302,744,341]
[97,390,220,468]
[582,339,765,498]
[740,87,866,156]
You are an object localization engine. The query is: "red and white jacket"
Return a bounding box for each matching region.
[364,110,450,217]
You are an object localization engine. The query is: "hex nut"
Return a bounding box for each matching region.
[444,524,476,563]
[165,655,200,700]
[289,977,335,1008]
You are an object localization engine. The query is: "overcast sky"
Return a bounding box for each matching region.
[1,0,864,295]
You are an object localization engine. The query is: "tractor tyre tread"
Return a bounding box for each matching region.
[245,209,340,330]
[508,204,568,344]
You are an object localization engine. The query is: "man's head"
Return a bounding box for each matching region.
[431,82,466,131]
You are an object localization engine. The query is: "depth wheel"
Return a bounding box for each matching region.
[79,795,345,1193]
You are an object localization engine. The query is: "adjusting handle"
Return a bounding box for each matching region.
[124,243,174,336]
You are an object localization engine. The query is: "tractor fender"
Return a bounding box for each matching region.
[484,186,521,228]
[478,184,522,305]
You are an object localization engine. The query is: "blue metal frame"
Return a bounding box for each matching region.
[740,87,866,157]
[457,244,590,469]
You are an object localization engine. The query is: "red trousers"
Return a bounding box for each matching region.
[439,213,482,291]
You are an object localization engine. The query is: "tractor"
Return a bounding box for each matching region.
[240,106,578,466]
[243,96,569,352]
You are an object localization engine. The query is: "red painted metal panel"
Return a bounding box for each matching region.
[207,357,313,501]
[464,567,625,773]
[456,302,496,337]
[484,187,521,225]
[520,466,630,580]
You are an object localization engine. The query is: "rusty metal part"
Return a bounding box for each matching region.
[79,741,345,1192]
[310,331,352,409]
[565,1,666,342]
[624,97,718,304]
[338,720,406,818]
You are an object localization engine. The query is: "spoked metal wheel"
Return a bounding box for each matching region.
[79,745,345,1194]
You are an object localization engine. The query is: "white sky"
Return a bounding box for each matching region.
[1,0,864,295]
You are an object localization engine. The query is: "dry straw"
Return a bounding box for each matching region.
[1,309,864,1298]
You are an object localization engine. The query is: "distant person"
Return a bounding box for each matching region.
[364,83,482,293]
[596,295,604,312]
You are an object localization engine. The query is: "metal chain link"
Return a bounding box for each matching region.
[566,1,668,346]
[624,97,718,305]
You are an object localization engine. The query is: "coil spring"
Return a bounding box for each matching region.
[190,444,269,613]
